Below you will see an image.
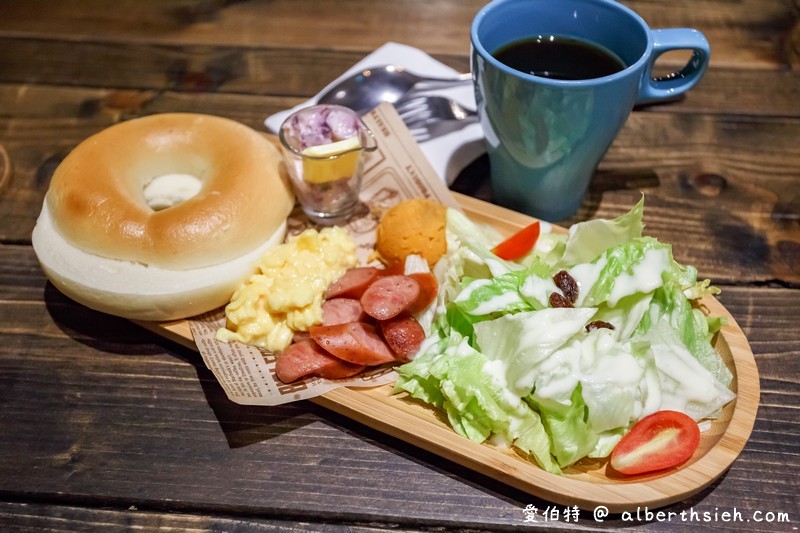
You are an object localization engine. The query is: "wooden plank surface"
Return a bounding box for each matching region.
[0,0,795,69]
[1,243,796,530]
[0,503,388,533]
[3,100,799,285]
[0,0,798,529]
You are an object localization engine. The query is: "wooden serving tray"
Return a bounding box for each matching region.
[139,192,760,513]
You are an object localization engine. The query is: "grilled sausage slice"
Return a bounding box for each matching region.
[309,322,396,366]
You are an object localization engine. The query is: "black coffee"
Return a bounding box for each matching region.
[493,36,625,80]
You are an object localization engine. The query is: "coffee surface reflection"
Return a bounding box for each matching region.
[493,35,626,81]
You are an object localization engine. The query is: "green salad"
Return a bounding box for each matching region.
[393,198,736,475]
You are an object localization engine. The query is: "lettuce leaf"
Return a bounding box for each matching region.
[395,333,560,474]
[452,257,555,321]
[473,307,598,396]
[527,385,599,468]
[557,196,645,267]
[635,285,733,386]
[393,200,736,476]
[645,319,736,420]
[570,237,671,308]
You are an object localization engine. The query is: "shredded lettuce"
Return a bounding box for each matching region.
[393,199,735,474]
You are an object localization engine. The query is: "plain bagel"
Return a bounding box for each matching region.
[32,113,294,321]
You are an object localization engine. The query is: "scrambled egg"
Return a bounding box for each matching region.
[216,227,357,352]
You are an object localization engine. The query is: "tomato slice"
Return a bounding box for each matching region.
[491,221,541,261]
[609,410,701,476]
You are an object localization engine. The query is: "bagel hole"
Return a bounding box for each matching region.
[143,173,203,211]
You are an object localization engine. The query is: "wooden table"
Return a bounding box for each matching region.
[1,1,797,530]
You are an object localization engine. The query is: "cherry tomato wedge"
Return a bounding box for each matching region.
[491,221,541,261]
[610,410,700,476]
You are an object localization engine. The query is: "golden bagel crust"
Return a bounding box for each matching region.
[46,113,294,269]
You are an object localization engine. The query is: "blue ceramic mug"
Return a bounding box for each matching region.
[471,0,709,221]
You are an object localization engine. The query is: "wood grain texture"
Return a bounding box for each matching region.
[2,97,798,284]
[0,0,795,69]
[0,44,796,114]
[0,502,390,533]
[0,0,797,529]
[0,142,9,194]
[1,243,797,530]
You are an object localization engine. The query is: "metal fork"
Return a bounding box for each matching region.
[395,95,478,142]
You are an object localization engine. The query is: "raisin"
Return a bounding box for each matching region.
[585,320,615,332]
[549,292,574,308]
[553,270,578,304]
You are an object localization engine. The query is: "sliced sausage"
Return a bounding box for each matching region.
[275,339,363,384]
[380,315,426,361]
[292,330,312,344]
[309,322,396,366]
[380,261,406,277]
[316,361,366,380]
[360,274,421,321]
[325,267,383,299]
[407,272,438,313]
[322,298,367,325]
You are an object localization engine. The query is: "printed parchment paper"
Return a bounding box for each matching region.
[189,103,462,406]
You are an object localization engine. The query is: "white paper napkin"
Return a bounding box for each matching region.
[264,42,486,185]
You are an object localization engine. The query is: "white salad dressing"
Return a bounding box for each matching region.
[606,248,670,307]
[483,359,509,388]
[455,338,477,358]
[485,257,517,277]
[529,329,646,433]
[474,307,598,395]
[581,331,643,386]
[517,309,595,349]
[471,291,524,315]
[455,278,492,302]
[579,331,646,432]
[528,338,581,403]
[568,257,607,306]
[594,291,653,340]
[520,274,559,307]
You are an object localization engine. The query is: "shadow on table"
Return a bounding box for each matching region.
[450,153,660,224]
[43,283,318,449]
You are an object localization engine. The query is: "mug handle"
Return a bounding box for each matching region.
[636,28,710,105]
